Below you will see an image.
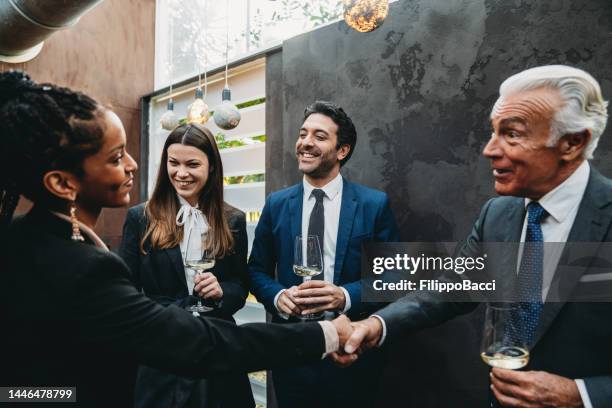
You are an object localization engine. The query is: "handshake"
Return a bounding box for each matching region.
[328,315,384,367]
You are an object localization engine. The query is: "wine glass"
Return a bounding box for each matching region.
[293,235,324,320]
[481,303,529,370]
[184,249,216,316]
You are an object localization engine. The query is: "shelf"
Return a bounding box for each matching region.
[224,181,265,212]
[220,143,265,177]
[248,371,267,406]
[220,142,265,154]
[238,102,265,114]
[221,131,266,142]
[246,222,258,254]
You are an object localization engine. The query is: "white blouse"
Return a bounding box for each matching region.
[175,195,209,293]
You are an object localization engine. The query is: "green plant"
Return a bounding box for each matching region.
[223,173,265,185]
[236,97,266,110]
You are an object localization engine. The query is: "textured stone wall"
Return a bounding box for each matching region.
[266,1,612,405]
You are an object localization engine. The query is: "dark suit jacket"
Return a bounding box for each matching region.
[119,202,249,321]
[248,178,400,321]
[0,206,326,408]
[118,203,253,407]
[376,165,612,406]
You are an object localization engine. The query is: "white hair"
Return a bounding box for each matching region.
[491,65,608,159]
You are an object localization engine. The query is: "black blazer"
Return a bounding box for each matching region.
[376,166,612,406]
[0,207,325,408]
[119,202,249,320]
[119,202,253,407]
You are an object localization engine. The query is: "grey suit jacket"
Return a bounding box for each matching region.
[376,165,612,406]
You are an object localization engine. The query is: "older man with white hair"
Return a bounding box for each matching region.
[337,65,611,407]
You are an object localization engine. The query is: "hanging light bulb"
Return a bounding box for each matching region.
[161,17,178,130]
[214,87,241,130]
[213,0,241,130]
[343,0,389,33]
[187,87,210,124]
[160,98,179,130]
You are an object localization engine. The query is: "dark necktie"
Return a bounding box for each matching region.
[509,201,548,347]
[308,189,326,279]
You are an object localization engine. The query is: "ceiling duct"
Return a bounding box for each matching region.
[0,0,104,63]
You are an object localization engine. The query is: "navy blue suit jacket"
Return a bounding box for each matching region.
[248,178,399,320]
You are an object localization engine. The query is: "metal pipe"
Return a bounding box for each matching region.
[0,0,104,62]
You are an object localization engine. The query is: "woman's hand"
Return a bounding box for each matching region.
[194,272,224,300]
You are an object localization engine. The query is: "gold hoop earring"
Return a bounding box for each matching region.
[70,201,84,242]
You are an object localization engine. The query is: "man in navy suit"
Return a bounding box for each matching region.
[339,65,612,407]
[248,101,399,408]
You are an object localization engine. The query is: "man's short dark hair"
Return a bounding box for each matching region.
[303,101,357,166]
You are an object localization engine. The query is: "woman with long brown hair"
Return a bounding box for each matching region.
[0,71,346,408]
[119,123,253,407]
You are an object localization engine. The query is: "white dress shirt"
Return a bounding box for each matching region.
[374,161,594,407]
[274,173,351,317]
[519,160,590,300]
[519,161,592,408]
[176,195,209,294]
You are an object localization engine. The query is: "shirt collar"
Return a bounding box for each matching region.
[303,173,343,201]
[525,160,590,223]
[177,194,197,208]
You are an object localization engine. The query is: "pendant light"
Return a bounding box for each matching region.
[213,0,241,130]
[187,5,210,125]
[343,0,389,33]
[186,83,210,125]
[160,17,178,130]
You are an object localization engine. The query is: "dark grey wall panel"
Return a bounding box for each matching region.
[265,0,612,406]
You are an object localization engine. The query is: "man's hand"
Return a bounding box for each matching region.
[194,272,223,300]
[295,280,346,315]
[276,286,303,317]
[330,315,358,366]
[491,368,583,408]
[330,317,383,368]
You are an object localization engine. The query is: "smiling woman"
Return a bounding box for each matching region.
[118,123,254,407]
[76,110,137,223]
[0,72,137,230]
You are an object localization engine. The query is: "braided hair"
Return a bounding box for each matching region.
[0,70,106,231]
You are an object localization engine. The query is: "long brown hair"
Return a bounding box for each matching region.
[142,123,234,257]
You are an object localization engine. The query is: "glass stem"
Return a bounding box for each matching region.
[197,272,203,307]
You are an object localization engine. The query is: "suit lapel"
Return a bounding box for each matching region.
[533,168,612,346]
[165,246,188,293]
[504,199,525,274]
[485,199,524,300]
[289,184,304,244]
[334,180,357,285]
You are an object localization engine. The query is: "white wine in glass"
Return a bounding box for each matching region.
[292,265,323,278]
[185,259,216,273]
[481,346,530,370]
[293,235,323,320]
[480,303,529,370]
[185,253,216,315]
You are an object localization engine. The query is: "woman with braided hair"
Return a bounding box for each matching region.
[0,71,350,407]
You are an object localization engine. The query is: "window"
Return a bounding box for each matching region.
[155,0,343,88]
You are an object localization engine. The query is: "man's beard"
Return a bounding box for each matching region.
[299,150,337,179]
